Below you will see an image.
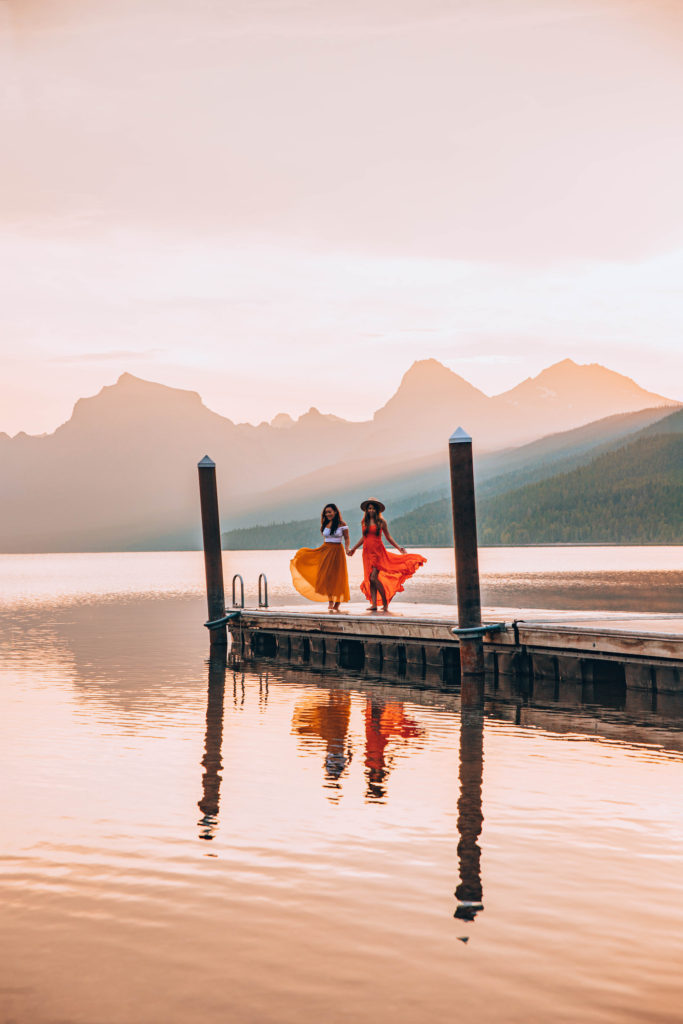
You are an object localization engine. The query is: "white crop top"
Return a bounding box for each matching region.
[323,525,348,543]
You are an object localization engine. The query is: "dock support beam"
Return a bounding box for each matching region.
[449,428,483,677]
[198,456,227,649]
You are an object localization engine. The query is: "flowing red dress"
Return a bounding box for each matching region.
[360,522,426,605]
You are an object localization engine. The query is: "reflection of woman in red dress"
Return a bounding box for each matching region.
[364,698,425,800]
[348,498,426,612]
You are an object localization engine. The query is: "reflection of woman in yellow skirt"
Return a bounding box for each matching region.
[290,503,352,612]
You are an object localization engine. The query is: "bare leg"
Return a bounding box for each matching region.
[368,568,379,610]
[375,577,389,611]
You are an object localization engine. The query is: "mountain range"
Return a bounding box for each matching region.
[0,358,676,551]
[223,406,683,549]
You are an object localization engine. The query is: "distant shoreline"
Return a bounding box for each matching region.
[1,542,683,555]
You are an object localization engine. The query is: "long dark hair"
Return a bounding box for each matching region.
[321,503,342,534]
[362,506,384,535]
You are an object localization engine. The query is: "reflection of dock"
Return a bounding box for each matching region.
[228,604,683,697]
[238,662,683,758]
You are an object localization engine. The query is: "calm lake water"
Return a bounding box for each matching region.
[1,549,682,1023]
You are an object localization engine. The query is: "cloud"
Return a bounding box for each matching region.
[49,349,163,363]
[3,0,683,263]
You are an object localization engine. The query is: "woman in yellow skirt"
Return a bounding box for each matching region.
[290,503,352,612]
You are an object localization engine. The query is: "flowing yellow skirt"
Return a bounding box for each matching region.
[290,542,350,603]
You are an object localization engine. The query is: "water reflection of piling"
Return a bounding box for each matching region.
[455,676,485,920]
[198,651,227,840]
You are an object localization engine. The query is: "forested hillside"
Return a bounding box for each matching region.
[394,429,683,545]
[223,518,321,551]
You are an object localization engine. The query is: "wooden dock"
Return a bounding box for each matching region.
[197,448,681,697]
[228,603,683,694]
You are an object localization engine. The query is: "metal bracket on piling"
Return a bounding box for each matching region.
[205,610,242,630]
[258,573,269,608]
[231,574,245,609]
[451,622,506,639]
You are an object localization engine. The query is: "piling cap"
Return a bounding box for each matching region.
[198,455,216,468]
[449,427,472,444]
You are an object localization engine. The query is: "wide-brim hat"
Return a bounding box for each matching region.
[360,497,385,513]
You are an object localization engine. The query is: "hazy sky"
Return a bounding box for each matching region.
[1,0,682,434]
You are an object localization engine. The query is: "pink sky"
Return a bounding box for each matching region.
[1,0,682,435]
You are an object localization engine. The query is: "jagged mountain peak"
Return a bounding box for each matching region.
[499,359,673,406]
[297,407,349,425]
[112,372,201,400]
[72,373,203,417]
[536,359,626,385]
[399,358,483,390]
[271,412,295,429]
[52,373,234,442]
[375,359,488,425]
[542,357,578,371]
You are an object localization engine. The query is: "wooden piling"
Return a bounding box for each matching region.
[448,428,484,676]
[198,455,227,648]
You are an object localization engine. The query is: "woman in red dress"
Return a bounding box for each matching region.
[348,498,426,612]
